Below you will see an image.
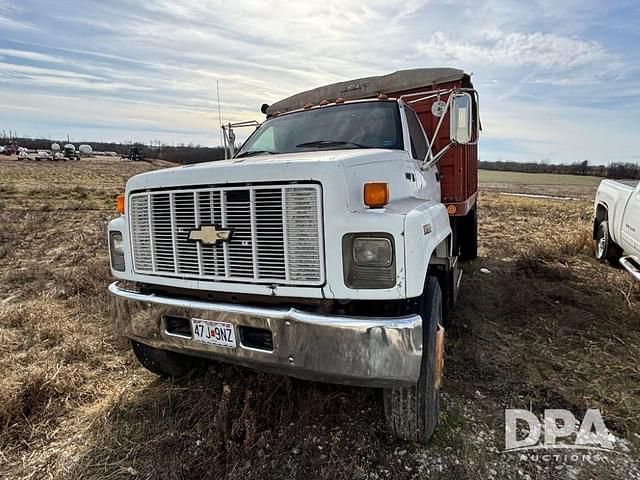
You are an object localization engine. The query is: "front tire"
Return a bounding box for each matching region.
[383,276,444,443]
[130,339,198,378]
[595,220,622,265]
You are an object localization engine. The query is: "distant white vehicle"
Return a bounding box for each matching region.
[0,146,4,153]
[594,179,640,280]
[54,152,66,160]
[79,144,93,155]
[18,150,30,159]
[36,150,52,160]
[63,143,79,160]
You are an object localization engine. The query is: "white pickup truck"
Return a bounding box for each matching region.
[594,179,640,280]
[107,68,480,443]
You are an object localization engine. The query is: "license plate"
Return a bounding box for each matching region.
[191,319,236,348]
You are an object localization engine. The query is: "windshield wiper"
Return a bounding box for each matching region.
[235,150,276,158]
[295,140,372,149]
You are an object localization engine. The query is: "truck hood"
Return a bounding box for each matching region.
[126,149,409,192]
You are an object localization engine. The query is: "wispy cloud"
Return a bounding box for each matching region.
[0,0,638,164]
[418,31,613,70]
[0,47,65,63]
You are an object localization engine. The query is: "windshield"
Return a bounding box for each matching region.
[236,101,403,158]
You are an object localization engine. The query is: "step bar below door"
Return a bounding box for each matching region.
[620,255,640,282]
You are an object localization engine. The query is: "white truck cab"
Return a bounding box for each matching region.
[107,68,479,443]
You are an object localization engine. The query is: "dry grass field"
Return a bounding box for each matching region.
[1,159,639,479]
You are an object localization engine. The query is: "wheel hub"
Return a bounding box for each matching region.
[597,236,606,257]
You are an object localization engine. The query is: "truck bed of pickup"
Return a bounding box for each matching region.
[617,180,639,188]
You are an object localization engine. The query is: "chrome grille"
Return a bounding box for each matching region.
[128,184,323,285]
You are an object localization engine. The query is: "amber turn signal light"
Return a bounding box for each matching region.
[116,194,125,214]
[363,182,389,208]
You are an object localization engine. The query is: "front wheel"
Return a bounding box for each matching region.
[130,339,198,378]
[383,276,444,443]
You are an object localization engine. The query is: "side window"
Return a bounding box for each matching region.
[405,108,428,161]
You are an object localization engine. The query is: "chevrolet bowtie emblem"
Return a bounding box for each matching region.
[188,226,233,245]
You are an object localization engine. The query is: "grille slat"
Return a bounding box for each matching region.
[129,184,323,285]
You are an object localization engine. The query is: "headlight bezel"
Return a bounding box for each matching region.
[342,233,396,289]
[109,231,125,271]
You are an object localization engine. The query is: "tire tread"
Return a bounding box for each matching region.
[383,276,442,443]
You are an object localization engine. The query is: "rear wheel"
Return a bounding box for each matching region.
[383,276,444,443]
[130,339,198,378]
[595,220,622,265]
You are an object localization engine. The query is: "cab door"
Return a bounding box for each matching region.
[621,184,640,254]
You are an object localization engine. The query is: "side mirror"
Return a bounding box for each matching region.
[450,93,473,144]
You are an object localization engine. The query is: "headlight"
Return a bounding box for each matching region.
[353,238,392,267]
[343,233,395,289]
[109,231,125,271]
[111,233,124,255]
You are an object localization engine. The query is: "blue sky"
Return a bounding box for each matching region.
[0,0,638,164]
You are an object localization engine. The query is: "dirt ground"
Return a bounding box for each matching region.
[0,157,638,479]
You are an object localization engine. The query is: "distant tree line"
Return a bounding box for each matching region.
[479,160,640,180]
[7,137,227,164]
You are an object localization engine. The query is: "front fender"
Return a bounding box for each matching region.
[402,201,452,298]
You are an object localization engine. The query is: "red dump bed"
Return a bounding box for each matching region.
[389,77,478,217]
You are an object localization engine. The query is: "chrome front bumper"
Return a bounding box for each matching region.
[108,282,423,388]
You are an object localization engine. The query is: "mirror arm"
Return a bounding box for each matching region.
[422,93,454,165]
[221,125,232,159]
[472,89,481,133]
[404,88,454,105]
[416,87,480,169]
[422,143,453,170]
[222,120,261,159]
